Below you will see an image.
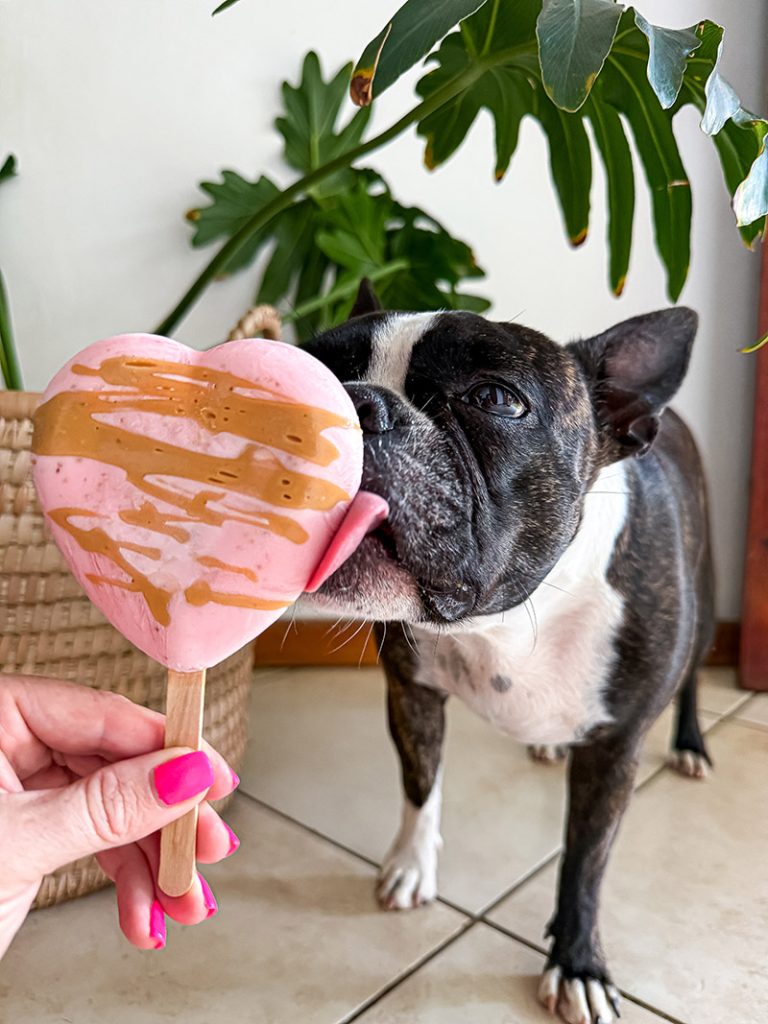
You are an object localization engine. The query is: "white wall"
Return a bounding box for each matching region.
[1,0,765,618]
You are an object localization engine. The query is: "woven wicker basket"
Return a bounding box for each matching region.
[0,390,253,909]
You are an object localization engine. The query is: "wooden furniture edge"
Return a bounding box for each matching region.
[254,618,741,670]
[740,235,768,690]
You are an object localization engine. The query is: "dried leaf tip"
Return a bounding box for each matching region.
[350,72,374,108]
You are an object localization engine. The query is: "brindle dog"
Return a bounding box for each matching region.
[303,282,713,1024]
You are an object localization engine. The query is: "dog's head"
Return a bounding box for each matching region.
[303,284,697,626]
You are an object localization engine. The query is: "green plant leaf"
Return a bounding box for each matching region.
[277,52,371,178]
[600,20,691,301]
[740,331,768,354]
[186,57,489,333]
[673,23,767,241]
[0,154,17,184]
[586,97,634,294]
[537,0,624,112]
[535,89,592,244]
[734,133,768,229]
[188,171,280,273]
[416,4,768,299]
[350,0,489,107]
[633,13,700,110]
[256,201,316,305]
[211,0,241,14]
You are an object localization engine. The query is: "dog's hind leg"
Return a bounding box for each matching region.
[377,623,446,911]
[669,670,712,779]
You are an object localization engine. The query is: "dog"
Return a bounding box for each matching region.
[302,281,714,1024]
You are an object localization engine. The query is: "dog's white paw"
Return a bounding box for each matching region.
[529,744,568,765]
[668,749,709,779]
[538,967,620,1024]
[377,778,443,911]
[377,839,440,910]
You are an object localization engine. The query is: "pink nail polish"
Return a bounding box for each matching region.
[223,822,240,857]
[149,899,166,950]
[230,769,240,791]
[198,873,218,918]
[154,751,214,805]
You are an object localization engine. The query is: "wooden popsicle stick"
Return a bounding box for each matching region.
[158,668,207,898]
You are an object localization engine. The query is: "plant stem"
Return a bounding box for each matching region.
[154,63,487,336]
[0,269,23,390]
[281,258,410,324]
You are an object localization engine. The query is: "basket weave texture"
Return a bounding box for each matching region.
[0,391,253,909]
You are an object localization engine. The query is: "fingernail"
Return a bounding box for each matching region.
[230,769,240,791]
[223,822,240,857]
[154,751,214,806]
[198,873,218,918]
[149,899,166,950]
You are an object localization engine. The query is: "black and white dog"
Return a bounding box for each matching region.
[303,282,713,1024]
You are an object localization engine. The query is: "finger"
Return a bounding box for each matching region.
[97,845,166,950]
[22,765,74,790]
[137,832,218,926]
[196,802,240,864]
[4,676,236,797]
[12,748,215,881]
[0,749,24,794]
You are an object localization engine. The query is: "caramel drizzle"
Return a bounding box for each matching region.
[119,502,190,543]
[197,556,259,583]
[72,356,347,466]
[34,355,353,624]
[49,507,175,626]
[184,580,286,611]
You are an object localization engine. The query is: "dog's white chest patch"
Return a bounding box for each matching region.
[413,466,629,746]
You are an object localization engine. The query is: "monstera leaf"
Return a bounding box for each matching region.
[352,0,767,301]
[159,2,766,336]
[350,0,488,105]
[185,55,489,335]
[276,51,370,184]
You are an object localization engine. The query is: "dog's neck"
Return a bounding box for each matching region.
[416,462,629,639]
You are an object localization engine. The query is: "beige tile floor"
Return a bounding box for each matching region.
[3,666,765,1024]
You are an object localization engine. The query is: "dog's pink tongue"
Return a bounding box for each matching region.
[305,491,389,593]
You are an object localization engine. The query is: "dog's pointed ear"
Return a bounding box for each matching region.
[348,278,382,319]
[571,308,698,457]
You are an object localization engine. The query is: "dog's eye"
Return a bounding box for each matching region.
[462,383,527,418]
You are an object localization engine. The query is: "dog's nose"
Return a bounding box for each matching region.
[347,384,394,435]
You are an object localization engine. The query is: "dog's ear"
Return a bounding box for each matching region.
[572,308,698,457]
[348,278,382,319]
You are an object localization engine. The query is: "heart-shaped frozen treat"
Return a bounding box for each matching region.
[32,334,386,671]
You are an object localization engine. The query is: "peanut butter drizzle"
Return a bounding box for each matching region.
[197,556,259,583]
[48,507,174,626]
[34,354,353,626]
[72,356,348,466]
[184,580,287,611]
[120,502,190,543]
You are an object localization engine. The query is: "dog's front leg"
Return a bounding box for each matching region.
[377,624,446,911]
[541,734,639,1024]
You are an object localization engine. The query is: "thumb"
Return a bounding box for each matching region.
[16,749,213,879]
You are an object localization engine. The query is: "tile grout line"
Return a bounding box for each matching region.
[483,920,691,1024]
[235,789,381,871]
[236,789,479,919]
[337,918,478,1024]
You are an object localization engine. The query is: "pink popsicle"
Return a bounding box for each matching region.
[32,333,386,672]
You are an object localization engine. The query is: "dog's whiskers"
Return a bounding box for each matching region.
[328,617,371,655]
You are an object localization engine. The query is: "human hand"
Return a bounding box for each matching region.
[0,675,240,959]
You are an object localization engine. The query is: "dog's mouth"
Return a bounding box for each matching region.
[368,519,399,562]
[304,490,390,592]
